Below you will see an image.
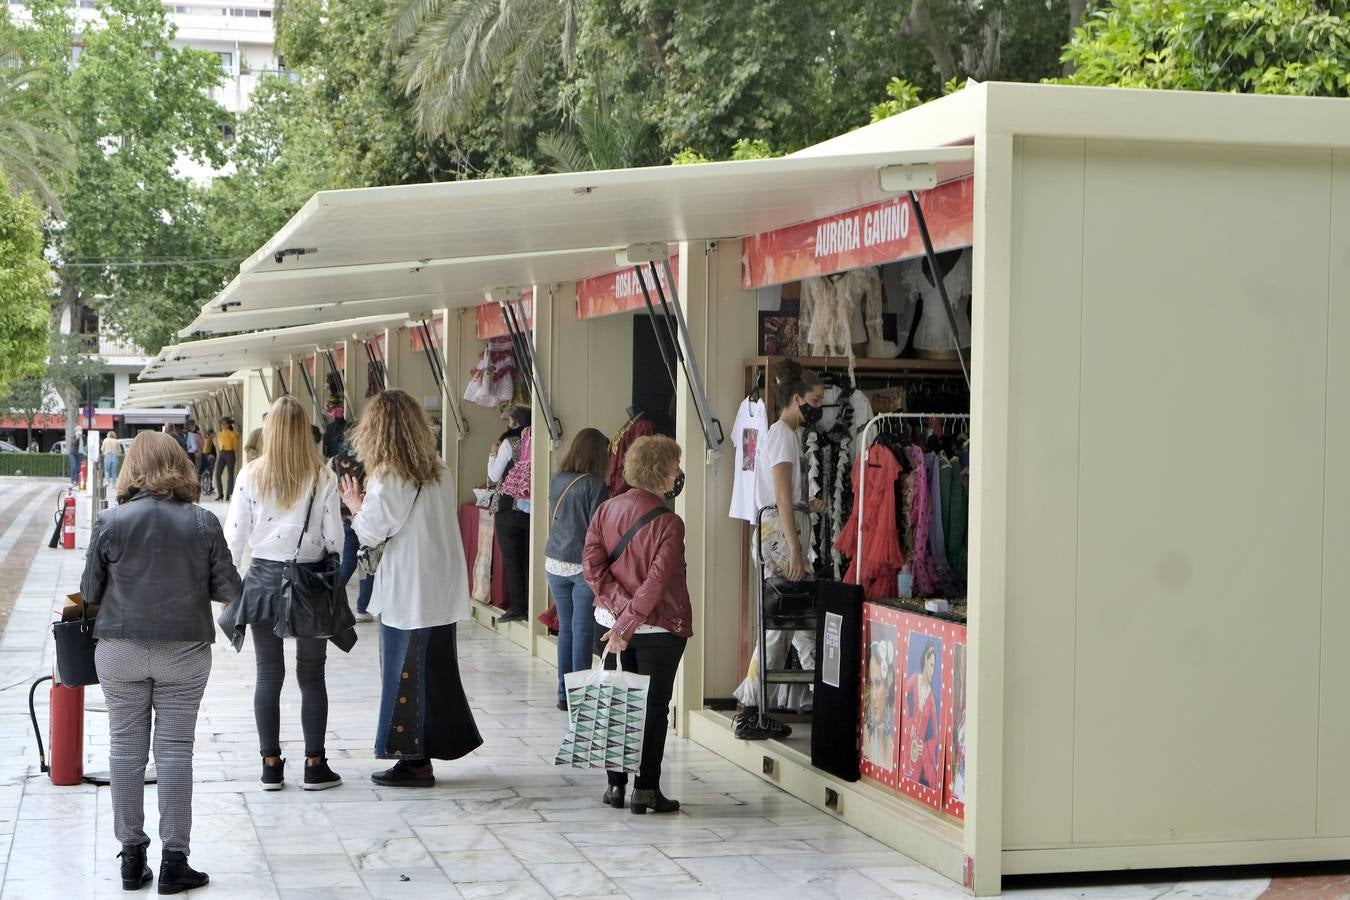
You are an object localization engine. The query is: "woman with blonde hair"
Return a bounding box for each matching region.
[83,432,241,893]
[340,389,481,787]
[223,395,345,792]
[583,435,692,813]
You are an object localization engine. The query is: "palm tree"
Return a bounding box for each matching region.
[536,90,662,173]
[385,0,581,139]
[0,61,74,214]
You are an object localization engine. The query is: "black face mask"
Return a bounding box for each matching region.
[665,471,685,501]
[799,402,823,428]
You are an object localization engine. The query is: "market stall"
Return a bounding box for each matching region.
[146,82,1350,895]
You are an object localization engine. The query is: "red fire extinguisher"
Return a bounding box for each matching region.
[78,460,87,492]
[61,494,76,550]
[28,675,84,785]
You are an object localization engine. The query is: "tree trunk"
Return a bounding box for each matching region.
[1063,0,1091,75]
[903,0,959,86]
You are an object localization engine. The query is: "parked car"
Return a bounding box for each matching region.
[50,440,68,455]
[0,440,23,453]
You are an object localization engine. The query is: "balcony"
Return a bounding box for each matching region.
[82,333,147,359]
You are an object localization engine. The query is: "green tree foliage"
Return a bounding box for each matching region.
[0,174,50,391]
[0,374,55,449]
[1063,0,1350,94]
[386,0,579,140]
[0,41,74,212]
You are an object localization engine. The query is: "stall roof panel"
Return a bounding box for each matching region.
[183,293,461,337]
[124,377,239,406]
[241,149,975,278]
[142,314,405,379]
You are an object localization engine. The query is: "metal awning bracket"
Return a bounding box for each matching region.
[616,243,669,266]
[485,287,562,447]
[878,163,937,193]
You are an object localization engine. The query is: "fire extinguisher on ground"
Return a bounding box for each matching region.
[61,493,76,550]
[28,675,84,785]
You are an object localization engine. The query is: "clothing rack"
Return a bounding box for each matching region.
[853,412,970,595]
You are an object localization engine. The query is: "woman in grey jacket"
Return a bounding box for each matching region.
[82,432,242,894]
[545,428,610,709]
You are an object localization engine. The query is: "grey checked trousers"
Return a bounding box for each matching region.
[95,639,212,854]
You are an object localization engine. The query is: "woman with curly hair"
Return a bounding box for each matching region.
[340,389,482,787]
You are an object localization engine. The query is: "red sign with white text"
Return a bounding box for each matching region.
[741,176,974,288]
[475,292,535,340]
[577,254,680,320]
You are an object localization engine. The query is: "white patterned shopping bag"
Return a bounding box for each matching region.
[554,661,649,774]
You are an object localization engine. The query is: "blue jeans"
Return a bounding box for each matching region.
[340,521,374,614]
[69,452,82,484]
[103,454,120,483]
[546,570,596,702]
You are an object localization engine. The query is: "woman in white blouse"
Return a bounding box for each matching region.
[223,395,345,792]
[339,389,481,787]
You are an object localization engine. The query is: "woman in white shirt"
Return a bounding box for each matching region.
[339,389,481,788]
[223,395,345,792]
[733,357,825,742]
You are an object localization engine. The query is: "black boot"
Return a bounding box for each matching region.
[157,850,208,895]
[630,788,680,814]
[118,843,152,891]
[601,785,625,809]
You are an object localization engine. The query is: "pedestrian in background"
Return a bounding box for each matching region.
[69,429,84,486]
[223,396,345,791]
[101,430,123,485]
[545,427,610,710]
[199,429,216,496]
[332,433,375,623]
[489,405,532,622]
[83,431,242,893]
[214,418,238,501]
[340,389,481,787]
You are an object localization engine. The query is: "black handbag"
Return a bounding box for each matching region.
[276,480,352,641]
[52,600,99,687]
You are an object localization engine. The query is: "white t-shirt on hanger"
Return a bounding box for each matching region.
[755,419,803,512]
[729,396,768,523]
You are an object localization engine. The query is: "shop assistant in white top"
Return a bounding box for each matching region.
[224,465,343,565]
[352,468,471,631]
[755,419,803,509]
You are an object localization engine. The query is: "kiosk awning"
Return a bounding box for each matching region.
[143,314,405,380]
[188,147,974,335]
[124,377,240,408]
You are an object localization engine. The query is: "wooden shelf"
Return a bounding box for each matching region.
[745,355,964,374]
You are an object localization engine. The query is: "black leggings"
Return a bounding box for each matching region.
[494,508,530,616]
[251,621,328,759]
[599,632,687,791]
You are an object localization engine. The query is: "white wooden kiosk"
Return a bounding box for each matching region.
[150,83,1350,894]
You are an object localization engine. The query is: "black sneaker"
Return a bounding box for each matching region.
[735,713,792,741]
[302,758,343,791]
[371,759,435,788]
[259,757,285,791]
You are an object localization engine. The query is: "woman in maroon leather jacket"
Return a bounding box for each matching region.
[582,435,691,815]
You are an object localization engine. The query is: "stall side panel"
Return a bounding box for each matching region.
[1073,140,1330,844]
[1002,137,1086,848]
[1316,149,1350,836]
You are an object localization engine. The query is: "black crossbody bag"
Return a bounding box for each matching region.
[276,480,351,640]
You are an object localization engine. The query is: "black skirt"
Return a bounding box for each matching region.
[376,622,482,761]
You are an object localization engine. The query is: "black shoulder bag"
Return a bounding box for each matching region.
[276,480,352,640]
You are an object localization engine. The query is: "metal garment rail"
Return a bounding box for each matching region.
[632,259,724,452]
[413,318,466,440]
[499,293,562,445]
[853,412,970,591]
[256,369,273,405]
